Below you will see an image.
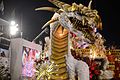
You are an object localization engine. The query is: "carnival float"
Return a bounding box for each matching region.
[0,0,119,80]
[33,0,120,80]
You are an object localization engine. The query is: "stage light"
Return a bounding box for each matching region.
[9,21,19,36]
[10,21,16,25]
[10,25,19,35]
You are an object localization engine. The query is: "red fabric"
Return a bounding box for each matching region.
[94,70,101,75]
[89,60,101,79]
[107,55,115,62]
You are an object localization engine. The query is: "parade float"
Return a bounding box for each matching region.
[34,0,120,80]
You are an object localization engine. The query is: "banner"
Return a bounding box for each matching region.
[22,46,40,77]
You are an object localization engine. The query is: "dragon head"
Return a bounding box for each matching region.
[35,0,102,42]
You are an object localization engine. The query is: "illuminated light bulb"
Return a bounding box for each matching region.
[10,20,19,36]
[10,26,19,35]
[59,33,63,37]
[10,21,16,25]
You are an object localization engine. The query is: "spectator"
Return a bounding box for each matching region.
[1,51,6,57]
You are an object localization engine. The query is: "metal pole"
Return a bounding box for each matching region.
[20,13,23,38]
[32,28,48,42]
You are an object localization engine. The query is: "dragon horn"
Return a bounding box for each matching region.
[96,15,102,30]
[42,18,58,29]
[35,7,59,12]
[48,0,71,11]
[88,0,92,9]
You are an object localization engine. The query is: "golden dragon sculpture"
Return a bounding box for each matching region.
[35,0,104,79]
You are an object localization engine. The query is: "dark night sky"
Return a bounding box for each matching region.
[1,0,120,47]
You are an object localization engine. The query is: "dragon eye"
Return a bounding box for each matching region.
[69,17,74,22]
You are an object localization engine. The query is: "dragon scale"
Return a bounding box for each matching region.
[50,25,68,80]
